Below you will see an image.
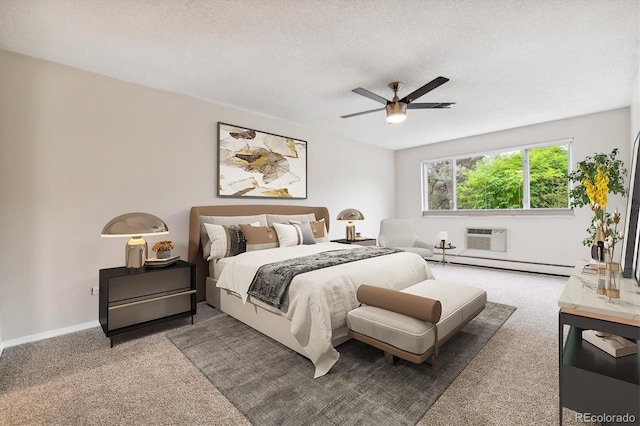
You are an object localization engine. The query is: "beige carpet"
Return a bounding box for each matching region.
[425,262,585,425]
[0,263,585,425]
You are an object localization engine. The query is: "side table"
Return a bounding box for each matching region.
[558,264,640,424]
[99,260,196,347]
[434,243,456,267]
[331,238,377,247]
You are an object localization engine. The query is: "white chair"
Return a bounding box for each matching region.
[378,219,434,258]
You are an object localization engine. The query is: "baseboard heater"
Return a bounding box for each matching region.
[446,254,573,276]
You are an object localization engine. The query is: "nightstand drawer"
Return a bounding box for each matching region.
[108,292,193,331]
[108,267,191,302]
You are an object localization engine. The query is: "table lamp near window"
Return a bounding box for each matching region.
[438,231,448,248]
[101,212,169,270]
[336,208,364,241]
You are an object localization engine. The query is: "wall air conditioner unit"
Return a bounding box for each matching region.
[465,228,507,252]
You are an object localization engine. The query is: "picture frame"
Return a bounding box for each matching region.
[217,122,308,199]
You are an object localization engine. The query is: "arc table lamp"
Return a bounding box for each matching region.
[336,208,364,241]
[101,212,169,270]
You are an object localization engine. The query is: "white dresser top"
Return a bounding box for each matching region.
[559,262,640,323]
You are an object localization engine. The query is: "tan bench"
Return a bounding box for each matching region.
[347,280,487,365]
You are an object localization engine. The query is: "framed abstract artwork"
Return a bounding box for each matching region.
[217,123,307,199]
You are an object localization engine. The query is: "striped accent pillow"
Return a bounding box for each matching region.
[273,222,304,247]
[203,223,246,260]
[199,215,265,260]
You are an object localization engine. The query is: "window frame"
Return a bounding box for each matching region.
[421,138,574,217]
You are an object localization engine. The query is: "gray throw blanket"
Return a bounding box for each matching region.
[247,247,403,309]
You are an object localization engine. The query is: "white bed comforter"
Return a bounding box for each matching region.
[216,242,434,378]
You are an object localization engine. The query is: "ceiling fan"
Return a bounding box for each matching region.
[341,76,454,124]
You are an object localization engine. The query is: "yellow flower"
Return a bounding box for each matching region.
[582,179,595,202]
[583,165,610,207]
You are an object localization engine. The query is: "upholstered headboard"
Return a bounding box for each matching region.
[188,205,330,302]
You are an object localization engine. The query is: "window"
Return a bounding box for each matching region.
[422,140,571,215]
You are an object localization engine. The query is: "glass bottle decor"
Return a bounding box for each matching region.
[605,251,621,300]
[591,226,607,261]
[596,242,606,296]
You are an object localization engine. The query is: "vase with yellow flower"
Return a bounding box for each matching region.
[569,148,628,253]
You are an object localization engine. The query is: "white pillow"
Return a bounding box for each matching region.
[209,214,268,226]
[273,223,304,247]
[266,213,316,226]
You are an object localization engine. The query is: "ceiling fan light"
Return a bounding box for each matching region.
[386,102,407,124]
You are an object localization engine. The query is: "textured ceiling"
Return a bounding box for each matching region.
[1,0,638,150]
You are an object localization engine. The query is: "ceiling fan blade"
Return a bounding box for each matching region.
[400,77,449,104]
[352,88,389,105]
[407,102,455,109]
[340,107,385,119]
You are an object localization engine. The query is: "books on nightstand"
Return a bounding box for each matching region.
[582,264,597,275]
[145,255,180,267]
[582,330,638,358]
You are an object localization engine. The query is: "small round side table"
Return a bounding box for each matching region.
[435,243,456,267]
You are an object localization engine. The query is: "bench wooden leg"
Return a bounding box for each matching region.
[384,351,395,365]
[424,353,436,366]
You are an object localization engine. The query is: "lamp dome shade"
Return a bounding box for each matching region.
[336,209,364,221]
[101,212,169,237]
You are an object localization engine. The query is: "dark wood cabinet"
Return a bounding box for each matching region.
[558,266,640,425]
[99,260,196,346]
[559,313,639,424]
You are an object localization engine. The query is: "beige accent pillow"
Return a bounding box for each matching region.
[239,224,279,251]
[356,284,442,324]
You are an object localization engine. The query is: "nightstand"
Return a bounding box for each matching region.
[99,260,196,347]
[331,238,377,246]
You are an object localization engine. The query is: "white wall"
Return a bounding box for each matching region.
[395,109,631,273]
[0,50,395,344]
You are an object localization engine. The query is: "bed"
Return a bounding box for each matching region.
[188,205,434,377]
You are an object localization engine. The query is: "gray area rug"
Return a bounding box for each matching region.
[167,301,515,426]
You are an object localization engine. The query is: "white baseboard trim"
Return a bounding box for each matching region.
[434,254,573,276]
[2,320,100,350]
[0,341,4,358]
